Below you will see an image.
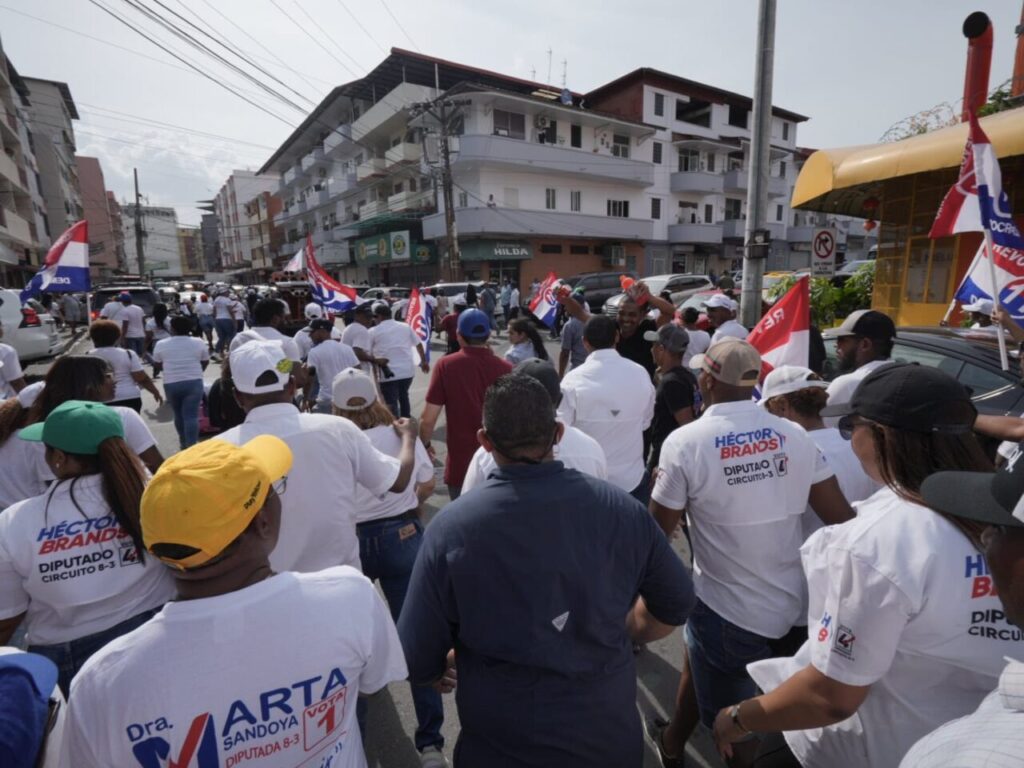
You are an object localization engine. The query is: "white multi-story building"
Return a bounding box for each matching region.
[213,170,278,274]
[23,77,82,240]
[122,205,182,278]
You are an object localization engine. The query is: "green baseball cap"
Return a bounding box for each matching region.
[19,400,124,454]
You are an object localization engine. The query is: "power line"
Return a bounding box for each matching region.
[267,0,362,80]
[378,0,420,51]
[290,0,366,76]
[335,0,388,54]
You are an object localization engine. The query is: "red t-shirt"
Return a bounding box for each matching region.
[425,345,513,487]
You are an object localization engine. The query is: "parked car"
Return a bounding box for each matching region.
[0,289,60,362]
[601,273,714,316]
[360,286,411,305]
[90,285,161,320]
[832,259,875,287]
[562,271,636,314]
[822,326,1024,415]
[675,289,726,332]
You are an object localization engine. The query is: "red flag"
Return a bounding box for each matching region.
[746,276,810,382]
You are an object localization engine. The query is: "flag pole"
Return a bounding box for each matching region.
[984,230,1009,370]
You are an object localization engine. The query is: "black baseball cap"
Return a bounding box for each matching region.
[513,358,561,405]
[820,363,976,434]
[921,452,1024,528]
[309,319,333,332]
[823,309,896,341]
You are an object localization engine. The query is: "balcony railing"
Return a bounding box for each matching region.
[301,145,325,171]
[388,189,432,211]
[385,142,423,167]
[324,124,352,154]
[358,199,388,219]
[356,158,386,182]
[723,169,789,197]
[669,170,724,195]
[668,222,724,244]
[722,219,785,241]
[422,207,654,241]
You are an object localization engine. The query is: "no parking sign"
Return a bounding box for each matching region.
[811,228,837,277]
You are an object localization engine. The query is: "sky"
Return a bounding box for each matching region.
[0,0,1020,226]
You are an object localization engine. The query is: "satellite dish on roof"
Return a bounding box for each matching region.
[560,88,572,105]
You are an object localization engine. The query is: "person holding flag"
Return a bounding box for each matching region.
[303,235,359,315]
[20,221,90,307]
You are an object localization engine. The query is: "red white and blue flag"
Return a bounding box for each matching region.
[304,235,358,312]
[746,275,810,387]
[21,220,90,302]
[528,271,562,328]
[406,287,432,362]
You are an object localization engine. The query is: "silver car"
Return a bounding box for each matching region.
[601,273,714,316]
[0,289,60,362]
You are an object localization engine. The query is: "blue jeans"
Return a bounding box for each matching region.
[165,378,204,448]
[356,515,444,750]
[124,337,146,357]
[30,607,161,695]
[214,318,235,354]
[380,377,412,418]
[629,470,651,506]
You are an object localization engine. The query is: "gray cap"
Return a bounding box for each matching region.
[513,358,561,405]
[644,324,690,355]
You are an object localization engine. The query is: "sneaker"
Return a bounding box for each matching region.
[644,717,686,768]
[419,745,448,768]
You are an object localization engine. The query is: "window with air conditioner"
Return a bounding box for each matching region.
[493,109,526,140]
[611,134,630,159]
[570,190,581,212]
[607,200,629,218]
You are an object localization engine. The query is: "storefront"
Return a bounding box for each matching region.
[457,239,532,284]
[791,107,1024,327]
[353,230,438,285]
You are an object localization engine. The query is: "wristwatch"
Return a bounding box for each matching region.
[729,703,752,735]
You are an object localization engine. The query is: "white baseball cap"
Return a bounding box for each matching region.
[229,340,294,394]
[331,368,378,410]
[304,302,324,320]
[702,294,738,311]
[962,298,995,316]
[759,365,828,404]
[17,381,44,409]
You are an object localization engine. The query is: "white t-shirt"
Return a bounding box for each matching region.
[297,325,343,359]
[0,342,23,399]
[144,317,171,341]
[682,328,711,368]
[558,349,655,491]
[212,295,235,320]
[0,474,174,645]
[152,336,209,385]
[194,300,214,317]
[652,400,833,638]
[229,326,302,362]
[61,568,407,768]
[748,487,1018,768]
[98,301,122,322]
[89,346,143,401]
[355,425,433,523]
[370,319,420,381]
[231,300,246,320]
[340,322,372,373]
[824,359,894,427]
[119,304,145,339]
[461,424,608,493]
[803,427,880,540]
[710,319,748,345]
[216,403,400,572]
[306,341,359,407]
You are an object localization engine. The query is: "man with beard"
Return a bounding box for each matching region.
[822,310,895,427]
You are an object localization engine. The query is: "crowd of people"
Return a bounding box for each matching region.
[0,275,1021,768]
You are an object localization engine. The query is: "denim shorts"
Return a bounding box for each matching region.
[684,599,777,728]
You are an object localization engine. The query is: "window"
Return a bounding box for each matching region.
[458,191,468,208]
[570,190,581,212]
[706,153,715,172]
[611,134,630,159]
[652,142,663,164]
[538,119,557,145]
[607,199,630,218]
[704,204,714,223]
[651,198,662,220]
[570,244,589,255]
[493,109,526,140]
[724,198,743,220]
[728,104,749,128]
[540,243,563,254]
[782,121,790,141]
[678,149,701,172]
[676,98,712,127]
[654,93,665,117]
[776,204,783,222]
[570,124,582,148]
[778,160,787,179]
[545,188,557,210]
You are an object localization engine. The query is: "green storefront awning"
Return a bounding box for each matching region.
[459,240,532,262]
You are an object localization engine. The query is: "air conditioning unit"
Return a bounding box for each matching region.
[535,114,551,129]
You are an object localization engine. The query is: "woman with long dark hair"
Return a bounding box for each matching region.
[0,356,164,509]
[0,400,173,694]
[503,318,549,365]
[712,364,1018,768]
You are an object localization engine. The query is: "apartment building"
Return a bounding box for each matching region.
[244,191,283,278]
[76,156,123,280]
[212,171,277,274]
[198,209,221,274]
[122,205,182,277]
[177,226,205,275]
[105,191,125,273]
[23,77,82,241]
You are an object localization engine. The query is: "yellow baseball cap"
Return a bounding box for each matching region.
[141,435,293,570]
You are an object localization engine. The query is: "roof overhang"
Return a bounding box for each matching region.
[791,107,1024,217]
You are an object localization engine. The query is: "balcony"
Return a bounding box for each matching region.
[356,157,386,182]
[358,199,388,219]
[283,165,299,186]
[385,142,422,167]
[330,172,357,194]
[422,207,654,241]
[313,187,331,206]
[388,188,432,212]
[722,219,785,241]
[0,209,33,245]
[723,168,788,197]
[453,134,654,187]
[279,240,299,256]
[324,124,352,154]
[0,152,21,191]
[301,146,325,171]
[787,225,816,243]
[670,171,724,195]
[668,222,724,244]
[296,197,308,213]
[351,82,436,139]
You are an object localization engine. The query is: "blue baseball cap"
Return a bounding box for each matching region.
[457,308,491,340]
[0,650,58,768]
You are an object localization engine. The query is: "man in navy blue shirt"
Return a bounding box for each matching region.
[398,374,695,767]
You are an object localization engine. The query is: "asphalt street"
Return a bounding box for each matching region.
[30,327,724,768]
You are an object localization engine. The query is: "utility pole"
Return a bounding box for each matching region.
[133,167,146,278]
[740,0,776,329]
[412,97,470,282]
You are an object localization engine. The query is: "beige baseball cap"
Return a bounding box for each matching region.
[689,338,762,386]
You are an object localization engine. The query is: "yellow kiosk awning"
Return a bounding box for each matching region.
[792,107,1024,218]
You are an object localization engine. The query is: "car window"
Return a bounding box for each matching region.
[600,275,621,290]
[890,342,964,379]
[958,362,1012,398]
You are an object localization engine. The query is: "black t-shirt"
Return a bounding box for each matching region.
[647,366,698,469]
[616,318,657,378]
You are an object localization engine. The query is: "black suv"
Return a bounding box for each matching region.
[562,271,635,311]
